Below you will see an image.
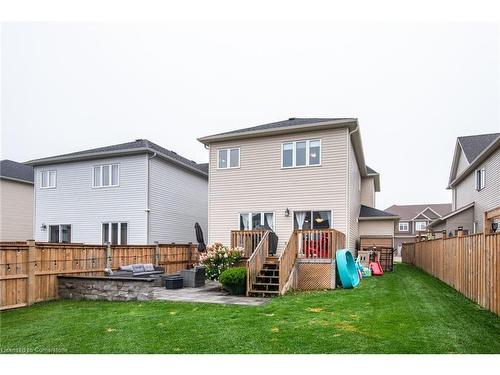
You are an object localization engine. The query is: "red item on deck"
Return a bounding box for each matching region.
[370,261,384,276]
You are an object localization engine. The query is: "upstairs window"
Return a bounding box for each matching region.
[93,164,119,187]
[398,222,409,231]
[415,221,427,231]
[218,148,240,169]
[475,168,485,191]
[282,139,321,168]
[40,170,57,188]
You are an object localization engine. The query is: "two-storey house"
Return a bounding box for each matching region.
[0,160,34,241]
[198,118,397,252]
[384,203,452,252]
[428,133,500,235]
[27,139,208,245]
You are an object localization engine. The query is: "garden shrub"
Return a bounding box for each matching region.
[219,267,247,295]
[198,242,244,280]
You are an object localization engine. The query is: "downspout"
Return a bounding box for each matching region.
[146,152,157,244]
[347,125,359,250]
[204,143,210,245]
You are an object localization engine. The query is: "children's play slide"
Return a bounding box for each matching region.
[336,249,360,288]
[370,261,384,276]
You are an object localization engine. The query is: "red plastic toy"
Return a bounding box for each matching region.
[370,261,384,276]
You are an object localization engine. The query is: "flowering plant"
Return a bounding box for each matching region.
[198,242,244,280]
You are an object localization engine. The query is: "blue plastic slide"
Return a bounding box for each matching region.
[336,249,360,288]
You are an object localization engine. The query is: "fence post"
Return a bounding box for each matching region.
[27,240,36,306]
[105,242,112,269]
[154,241,160,266]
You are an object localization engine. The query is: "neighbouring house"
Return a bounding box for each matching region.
[26,139,208,245]
[427,133,500,235]
[198,117,398,252]
[384,203,452,250]
[0,160,34,241]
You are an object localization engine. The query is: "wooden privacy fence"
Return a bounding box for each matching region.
[0,241,198,311]
[401,232,500,316]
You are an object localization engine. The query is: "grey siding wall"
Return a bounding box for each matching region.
[0,179,34,241]
[454,147,500,230]
[348,139,361,250]
[208,128,350,252]
[34,155,148,244]
[149,157,208,244]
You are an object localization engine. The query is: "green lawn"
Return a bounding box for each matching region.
[1,264,499,354]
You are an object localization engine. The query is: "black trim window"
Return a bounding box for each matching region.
[49,224,71,243]
[476,168,485,191]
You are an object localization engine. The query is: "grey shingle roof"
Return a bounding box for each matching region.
[359,205,398,218]
[0,160,34,183]
[458,133,500,163]
[384,204,452,221]
[204,118,355,138]
[26,139,208,175]
[366,166,377,174]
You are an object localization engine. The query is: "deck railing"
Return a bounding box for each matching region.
[278,231,298,295]
[246,231,270,296]
[296,229,346,259]
[231,230,267,258]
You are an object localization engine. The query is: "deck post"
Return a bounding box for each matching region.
[27,240,36,306]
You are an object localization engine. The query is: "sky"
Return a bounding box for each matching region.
[1,21,499,210]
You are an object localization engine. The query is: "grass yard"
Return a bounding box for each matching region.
[1,263,499,354]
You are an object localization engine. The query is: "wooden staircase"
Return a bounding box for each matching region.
[248,257,280,297]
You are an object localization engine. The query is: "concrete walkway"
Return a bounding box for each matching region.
[151,281,269,306]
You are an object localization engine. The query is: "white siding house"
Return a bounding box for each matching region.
[28,140,208,245]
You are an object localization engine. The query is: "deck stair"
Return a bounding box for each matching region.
[248,257,280,297]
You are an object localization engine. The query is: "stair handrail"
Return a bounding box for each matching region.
[246,230,270,296]
[278,231,298,295]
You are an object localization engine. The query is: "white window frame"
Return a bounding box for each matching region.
[101,222,128,245]
[217,148,240,169]
[415,221,427,231]
[40,170,57,189]
[292,210,334,230]
[398,222,409,232]
[475,168,485,191]
[238,212,275,230]
[48,224,71,243]
[281,139,322,169]
[93,164,120,188]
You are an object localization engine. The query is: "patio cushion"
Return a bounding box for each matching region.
[144,263,155,271]
[132,264,146,273]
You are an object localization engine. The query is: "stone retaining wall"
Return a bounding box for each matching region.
[58,275,157,302]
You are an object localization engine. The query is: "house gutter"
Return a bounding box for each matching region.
[146,152,157,244]
[347,125,359,249]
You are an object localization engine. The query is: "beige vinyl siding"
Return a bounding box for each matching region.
[149,157,208,244]
[0,179,34,241]
[347,139,361,249]
[360,177,375,207]
[454,147,500,230]
[359,220,395,236]
[208,128,349,252]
